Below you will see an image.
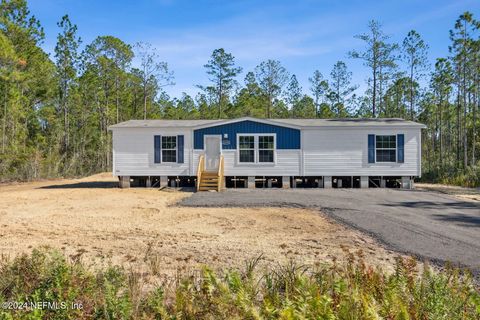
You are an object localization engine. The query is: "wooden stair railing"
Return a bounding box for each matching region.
[196,154,224,192]
[196,155,205,191]
[217,155,224,192]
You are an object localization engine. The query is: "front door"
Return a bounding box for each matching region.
[205,136,221,172]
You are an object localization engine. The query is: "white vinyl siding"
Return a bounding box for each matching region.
[112,128,191,176]
[302,128,420,176]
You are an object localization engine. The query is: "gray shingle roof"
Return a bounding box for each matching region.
[108,117,426,129]
[108,119,223,128]
[271,118,426,128]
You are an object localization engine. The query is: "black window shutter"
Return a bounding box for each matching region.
[368,134,375,163]
[177,135,184,163]
[154,135,161,163]
[397,134,404,163]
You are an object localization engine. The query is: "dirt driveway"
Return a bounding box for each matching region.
[180,188,480,274]
[0,174,399,278]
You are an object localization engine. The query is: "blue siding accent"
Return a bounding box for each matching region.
[194,120,300,149]
[177,135,184,163]
[154,135,161,163]
[368,134,375,163]
[397,134,404,163]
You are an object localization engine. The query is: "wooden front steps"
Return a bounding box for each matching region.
[196,154,224,192]
[198,172,220,191]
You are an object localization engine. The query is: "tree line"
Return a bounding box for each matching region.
[0,0,478,186]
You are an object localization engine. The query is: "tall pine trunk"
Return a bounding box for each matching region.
[409,63,414,120]
[473,84,478,165]
[64,99,68,153]
[463,88,468,168]
[143,82,147,120]
[439,95,443,168]
[372,58,377,117]
[116,75,119,123]
[461,18,468,169]
[266,93,272,118]
[456,91,461,165]
[2,84,7,154]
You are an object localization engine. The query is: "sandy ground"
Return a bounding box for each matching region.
[416,183,480,202]
[0,173,401,279]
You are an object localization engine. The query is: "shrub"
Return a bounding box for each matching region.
[421,164,480,187]
[0,248,478,319]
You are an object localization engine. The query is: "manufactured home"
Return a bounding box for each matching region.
[108,117,426,190]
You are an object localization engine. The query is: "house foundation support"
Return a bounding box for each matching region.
[146,176,151,188]
[247,176,255,189]
[324,176,332,189]
[401,176,413,189]
[360,176,369,188]
[118,176,130,189]
[380,177,386,188]
[317,177,323,188]
[282,176,290,188]
[160,176,168,188]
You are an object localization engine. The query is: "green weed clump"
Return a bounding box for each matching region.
[0,248,479,319]
[422,164,480,187]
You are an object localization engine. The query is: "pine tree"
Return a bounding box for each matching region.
[402,30,429,120]
[255,60,289,118]
[308,70,329,117]
[349,20,398,117]
[286,74,302,113]
[328,61,357,117]
[135,42,173,120]
[55,14,81,157]
[199,48,242,119]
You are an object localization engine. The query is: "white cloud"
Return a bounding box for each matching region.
[134,6,361,98]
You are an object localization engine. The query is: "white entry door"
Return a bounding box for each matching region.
[205,136,221,172]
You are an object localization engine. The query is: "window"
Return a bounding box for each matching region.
[238,134,275,163]
[239,136,255,163]
[375,135,396,162]
[258,136,274,162]
[161,136,177,162]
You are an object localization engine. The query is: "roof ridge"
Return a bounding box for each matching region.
[108,117,426,129]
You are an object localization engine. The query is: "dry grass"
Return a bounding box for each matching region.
[0,173,401,279]
[416,183,480,202]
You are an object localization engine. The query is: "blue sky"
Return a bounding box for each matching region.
[31,0,479,99]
